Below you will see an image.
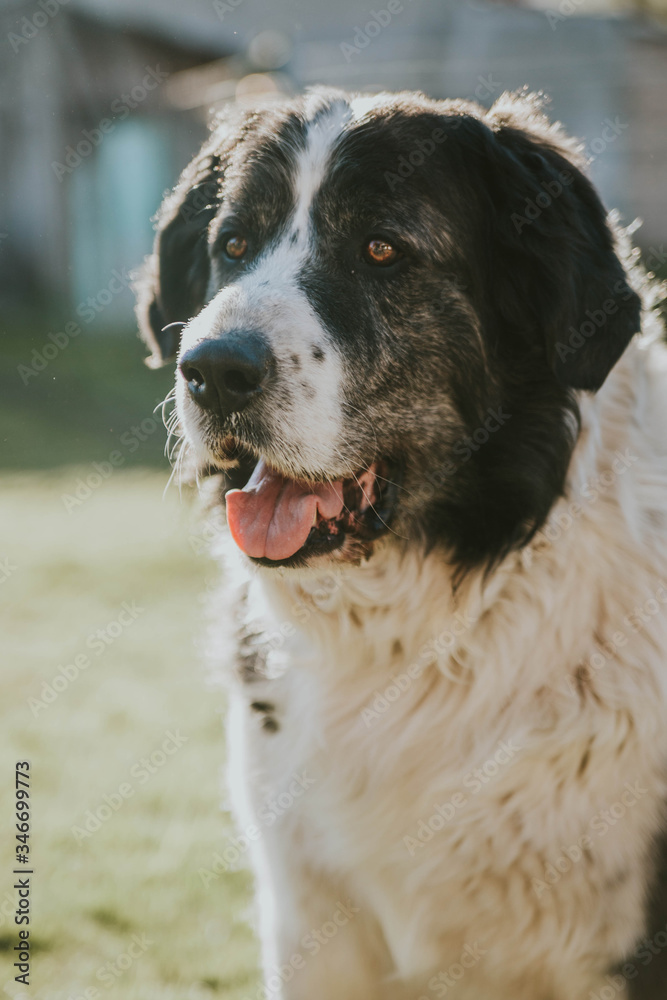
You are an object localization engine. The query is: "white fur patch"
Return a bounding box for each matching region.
[177,100,358,479]
[168,91,667,1000]
[289,98,352,244]
[218,336,667,1000]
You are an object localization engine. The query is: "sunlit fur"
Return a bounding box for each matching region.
[215,324,667,1000]
[137,90,667,998]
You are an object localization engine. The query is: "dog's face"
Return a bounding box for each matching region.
[137,89,640,574]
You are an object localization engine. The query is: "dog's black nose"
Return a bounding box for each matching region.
[179,333,274,418]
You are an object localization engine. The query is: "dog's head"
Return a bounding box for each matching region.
[136,89,640,574]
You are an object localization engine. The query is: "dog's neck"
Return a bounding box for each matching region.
[225,335,660,691]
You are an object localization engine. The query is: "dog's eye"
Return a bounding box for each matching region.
[364,239,400,267]
[224,235,248,260]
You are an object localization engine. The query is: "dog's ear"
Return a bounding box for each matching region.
[472,99,641,391]
[135,141,223,367]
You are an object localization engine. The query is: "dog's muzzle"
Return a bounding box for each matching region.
[178,331,401,567]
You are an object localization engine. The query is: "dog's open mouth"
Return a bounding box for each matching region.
[223,455,400,567]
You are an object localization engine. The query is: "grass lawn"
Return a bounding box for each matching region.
[0,324,175,471]
[0,468,260,999]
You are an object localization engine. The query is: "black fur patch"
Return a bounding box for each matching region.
[236,616,271,683]
[619,824,667,998]
[250,700,280,732]
[137,89,642,575]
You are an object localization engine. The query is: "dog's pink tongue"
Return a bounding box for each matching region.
[226,459,344,560]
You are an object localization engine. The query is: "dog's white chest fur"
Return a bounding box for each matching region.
[220,341,667,999]
[136,83,667,999]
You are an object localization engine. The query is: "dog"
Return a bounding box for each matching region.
[135,88,667,999]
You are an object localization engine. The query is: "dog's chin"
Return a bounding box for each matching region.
[201,435,402,570]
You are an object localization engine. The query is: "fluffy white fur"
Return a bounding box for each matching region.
[212,316,667,999]
[149,95,667,1000]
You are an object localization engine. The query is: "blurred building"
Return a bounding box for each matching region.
[1,0,666,322]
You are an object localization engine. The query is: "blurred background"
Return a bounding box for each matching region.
[1,0,666,996]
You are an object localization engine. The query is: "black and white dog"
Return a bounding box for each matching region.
[136,89,667,999]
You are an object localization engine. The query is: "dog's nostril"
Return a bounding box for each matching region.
[181,365,205,388]
[178,332,274,418]
[222,368,262,395]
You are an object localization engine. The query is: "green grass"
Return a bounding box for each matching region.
[0,325,175,470]
[0,470,260,999]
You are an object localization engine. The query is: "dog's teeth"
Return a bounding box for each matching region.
[312,509,318,527]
